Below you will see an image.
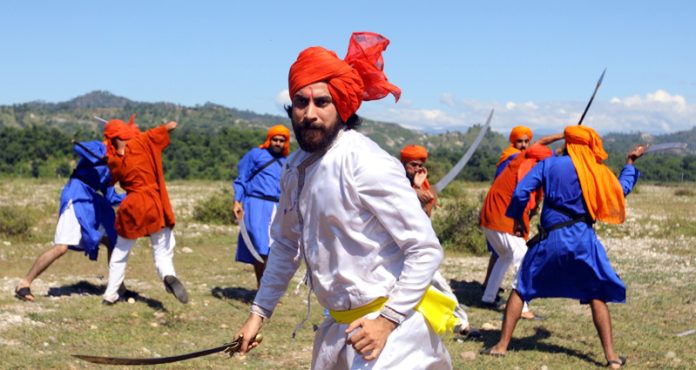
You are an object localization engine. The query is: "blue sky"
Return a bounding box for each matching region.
[1,1,694,134]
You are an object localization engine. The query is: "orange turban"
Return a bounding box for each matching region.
[497,126,534,166]
[103,114,140,141]
[564,126,625,224]
[288,32,401,123]
[259,124,291,157]
[400,145,428,163]
[509,125,533,144]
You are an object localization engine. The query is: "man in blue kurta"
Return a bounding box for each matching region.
[233,125,291,287]
[481,126,645,369]
[14,141,124,302]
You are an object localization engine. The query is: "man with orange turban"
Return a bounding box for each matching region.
[233,125,290,287]
[481,127,562,305]
[400,144,437,216]
[235,32,452,369]
[400,144,481,341]
[101,116,188,305]
[482,126,645,369]
[479,133,562,319]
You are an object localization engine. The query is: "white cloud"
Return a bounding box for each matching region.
[275,89,291,111]
[360,89,696,134]
[439,93,455,108]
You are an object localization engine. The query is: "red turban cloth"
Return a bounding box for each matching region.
[259,124,291,157]
[497,125,534,166]
[564,126,625,224]
[400,145,428,163]
[103,114,140,141]
[288,32,401,123]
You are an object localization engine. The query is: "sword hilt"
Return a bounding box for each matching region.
[224,333,263,356]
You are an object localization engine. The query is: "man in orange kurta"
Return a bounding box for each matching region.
[101,116,188,305]
[479,132,563,315]
[400,145,437,216]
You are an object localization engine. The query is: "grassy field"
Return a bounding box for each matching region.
[1,179,695,369]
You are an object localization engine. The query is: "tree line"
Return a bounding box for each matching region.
[1,125,694,183]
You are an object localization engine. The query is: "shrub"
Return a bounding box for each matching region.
[674,188,695,197]
[0,206,34,237]
[192,188,235,225]
[432,196,487,255]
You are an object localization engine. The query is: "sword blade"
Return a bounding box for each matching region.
[434,109,494,192]
[73,341,237,365]
[645,142,687,153]
[577,68,606,126]
[94,115,108,124]
[239,217,265,263]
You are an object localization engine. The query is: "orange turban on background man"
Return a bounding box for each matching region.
[103,114,140,141]
[259,124,291,157]
[564,125,625,224]
[400,145,428,163]
[103,114,141,156]
[497,125,534,166]
[288,32,401,123]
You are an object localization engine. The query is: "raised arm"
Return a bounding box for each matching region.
[533,133,564,146]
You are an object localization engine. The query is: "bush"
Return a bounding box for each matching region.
[675,188,695,197]
[0,206,34,237]
[192,188,235,225]
[432,196,487,255]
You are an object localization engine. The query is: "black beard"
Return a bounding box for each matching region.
[292,119,342,152]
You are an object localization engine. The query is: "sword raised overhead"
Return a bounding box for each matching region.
[577,68,606,126]
[73,334,262,365]
[434,109,494,192]
[93,116,108,124]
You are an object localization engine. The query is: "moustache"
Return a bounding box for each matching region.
[299,120,325,130]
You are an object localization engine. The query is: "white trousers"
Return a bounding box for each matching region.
[103,227,177,302]
[431,270,469,330]
[312,310,451,370]
[482,227,530,313]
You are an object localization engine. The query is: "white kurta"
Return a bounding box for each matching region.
[252,129,451,369]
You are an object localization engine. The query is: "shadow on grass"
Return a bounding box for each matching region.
[449,278,489,307]
[479,326,605,367]
[47,280,167,311]
[210,286,256,304]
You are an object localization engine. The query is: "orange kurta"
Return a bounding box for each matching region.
[108,125,175,239]
[413,182,438,217]
[480,143,552,239]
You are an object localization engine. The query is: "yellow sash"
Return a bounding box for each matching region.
[328,286,458,336]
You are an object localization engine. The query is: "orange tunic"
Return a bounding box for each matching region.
[108,125,175,239]
[480,144,552,239]
[413,180,437,217]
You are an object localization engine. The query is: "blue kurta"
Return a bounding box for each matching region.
[233,147,286,264]
[60,141,124,260]
[506,155,640,303]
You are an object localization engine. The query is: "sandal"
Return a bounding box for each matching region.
[606,356,626,368]
[14,286,34,302]
[479,347,506,357]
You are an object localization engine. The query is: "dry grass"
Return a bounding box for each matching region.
[0,179,694,369]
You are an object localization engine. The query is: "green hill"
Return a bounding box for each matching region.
[0,91,693,183]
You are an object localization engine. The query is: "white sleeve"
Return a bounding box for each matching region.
[354,153,443,318]
[251,168,302,318]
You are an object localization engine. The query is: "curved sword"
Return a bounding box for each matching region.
[435,109,494,192]
[645,142,688,153]
[239,217,265,264]
[578,68,606,126]
[73,334,262,365]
